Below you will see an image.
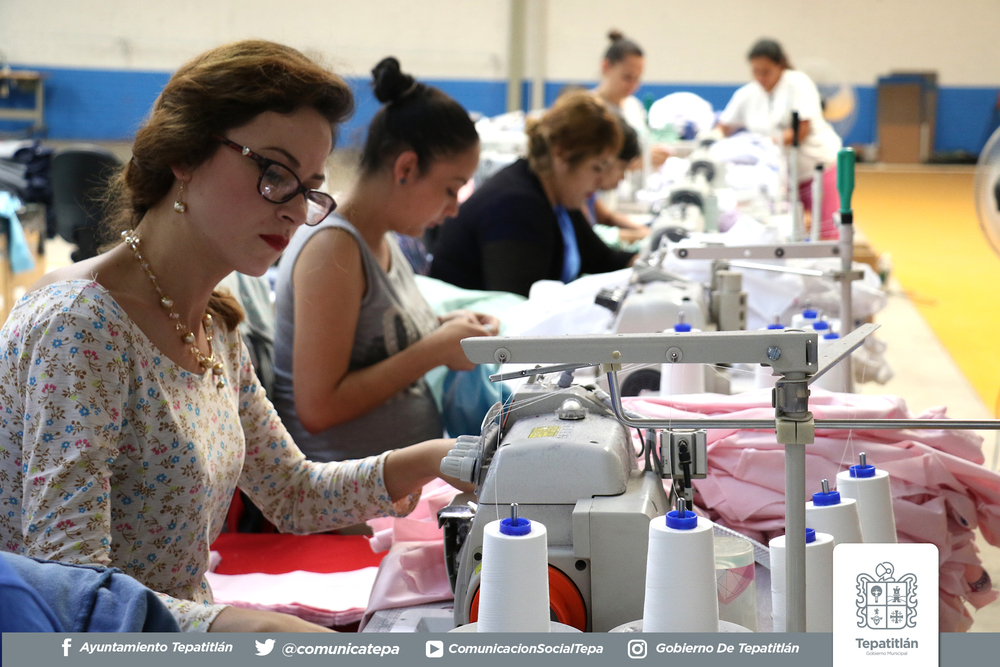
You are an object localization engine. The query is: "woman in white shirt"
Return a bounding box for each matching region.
[718,39,842,239]
[593,30,669,167]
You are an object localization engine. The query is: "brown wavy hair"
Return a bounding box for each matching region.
[104,39,354,330]
[525,90,623,175]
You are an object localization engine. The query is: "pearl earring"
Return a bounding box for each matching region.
[173,182,188,214]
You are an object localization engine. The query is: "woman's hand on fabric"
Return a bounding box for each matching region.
[619,226,649,244]
[439,310,499,333]
[471,312,500,335]
[209,607,335,633]
[426,317,491,371]
[650,145,671,168]
[439,309,475,324]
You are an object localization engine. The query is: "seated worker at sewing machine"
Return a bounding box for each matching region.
[0,40,468,633]
[429,91,636,297]
[272,57,497,462]
[593,29,669,168]
[581,116,649,244]
[717,38,841,239]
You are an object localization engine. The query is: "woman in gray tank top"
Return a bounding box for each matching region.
[272,57,497,462]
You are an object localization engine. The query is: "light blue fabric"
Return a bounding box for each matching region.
[0,192,36,275]
[439,364,511,437]
[414,275,525,434]
[413,275,526,322]
[553,204,581,283]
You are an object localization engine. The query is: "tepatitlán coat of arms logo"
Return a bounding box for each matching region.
[856,562,917,630]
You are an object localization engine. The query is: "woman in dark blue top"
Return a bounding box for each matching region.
[430,91,636,297]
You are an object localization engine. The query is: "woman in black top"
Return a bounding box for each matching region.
[429,91,636,297]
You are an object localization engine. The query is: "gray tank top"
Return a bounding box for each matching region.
[272,214,443,462]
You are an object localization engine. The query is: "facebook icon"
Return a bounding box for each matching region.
[62,638,72,656]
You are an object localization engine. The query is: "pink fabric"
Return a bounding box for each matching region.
[359,541,454,631]
[367,479,462,552]
[206,568,379,626]
[623,390,1000,632]
[798,165,840,240]
[361,479,463,629]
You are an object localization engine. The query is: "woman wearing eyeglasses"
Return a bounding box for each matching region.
[0,41,464,633]
[269,57,492,464]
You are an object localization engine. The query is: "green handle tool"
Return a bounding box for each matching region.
[837,147,855,224]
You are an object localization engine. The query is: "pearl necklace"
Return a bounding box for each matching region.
[122,230,226,389]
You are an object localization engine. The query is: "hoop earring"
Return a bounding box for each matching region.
[173,182,188,214]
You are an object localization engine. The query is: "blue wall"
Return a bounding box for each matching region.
[0,67,170,139]
[2,65,997,156]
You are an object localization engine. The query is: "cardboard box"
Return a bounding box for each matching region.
[877,72,937,163]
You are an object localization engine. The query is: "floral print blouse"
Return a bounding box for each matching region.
[0,281,417,631]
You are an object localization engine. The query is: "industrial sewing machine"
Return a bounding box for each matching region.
[596,262,709,335]
[448,324,866,633]
[640,140,727,254]
[592,257,747,395]
[437,377,692,632]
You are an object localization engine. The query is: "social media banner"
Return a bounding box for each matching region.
[5,629,998,666]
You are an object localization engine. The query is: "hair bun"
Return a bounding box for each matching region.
[607,29,624,43]
[372,57,416,104]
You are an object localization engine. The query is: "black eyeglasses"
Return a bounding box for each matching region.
[215,135,335,226]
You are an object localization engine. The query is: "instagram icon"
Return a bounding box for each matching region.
[627,639,647,659]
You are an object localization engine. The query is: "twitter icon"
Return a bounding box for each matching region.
[255,638,275,656]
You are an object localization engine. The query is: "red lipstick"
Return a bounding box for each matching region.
[260,235,289,252]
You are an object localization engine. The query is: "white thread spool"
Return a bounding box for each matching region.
[754,320,787,389]
[643,507,719,632]
[477,514,551,632]
[769,528,834,632]
[660,321,705,396]
[836,454,897,543]
[805,479,863,545]
[812,324,848,393]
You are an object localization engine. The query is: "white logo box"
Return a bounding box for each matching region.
[833,543,939,667]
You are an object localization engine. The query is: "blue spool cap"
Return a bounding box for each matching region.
[812,320,830,331]
[823,332,840,340]
[850,463,876,478]
[802,308,818,319]
[767,323,785,330]
[499,517,532,536]
[665,509,698,530]
[673,323,692,333]
[806,528,816,544]
[812,489,841,506]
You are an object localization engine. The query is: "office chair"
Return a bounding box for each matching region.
[50,146,121,262]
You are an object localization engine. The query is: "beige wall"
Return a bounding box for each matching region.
[547,0,1000,86]
[2,0,999,86]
